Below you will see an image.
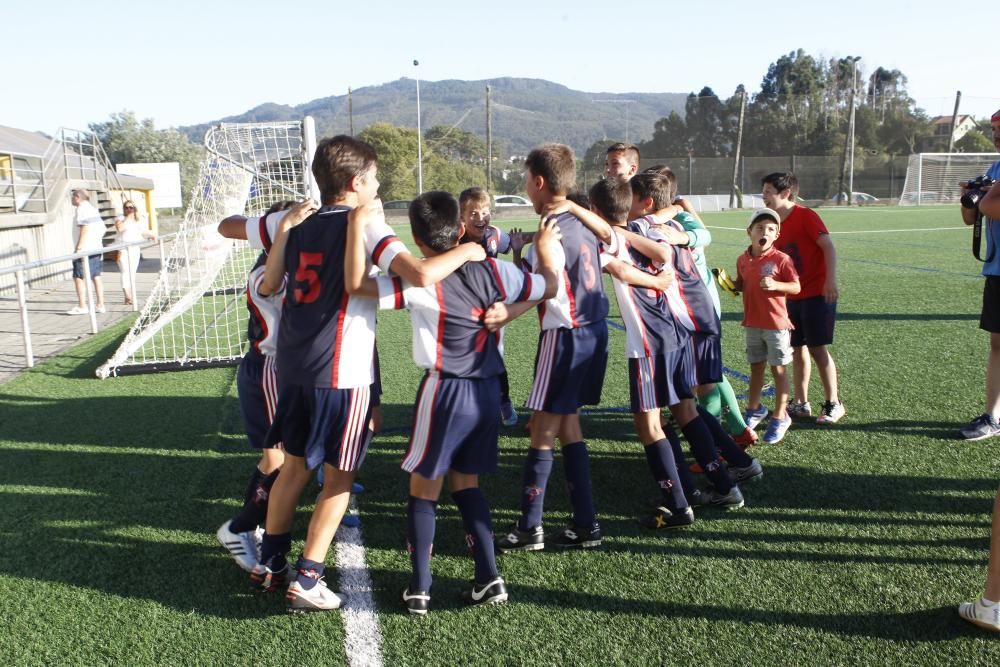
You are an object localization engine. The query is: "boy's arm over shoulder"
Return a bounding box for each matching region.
[675,210,711,248]
[374,274,412,311]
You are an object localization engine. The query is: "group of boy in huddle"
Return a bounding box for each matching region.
[212,137,845,615]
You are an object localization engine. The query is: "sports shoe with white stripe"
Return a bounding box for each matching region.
[287,578,344,613]
[958,597,1000,632]
[728,459,764,484]
[551,523,601,549]
[402,588,430,615]
[960,413,1000,441]
[216,520,260,572]
[461,577,508,607]
[496,524,544,553]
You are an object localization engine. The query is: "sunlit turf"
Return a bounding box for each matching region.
[1,206,998,664]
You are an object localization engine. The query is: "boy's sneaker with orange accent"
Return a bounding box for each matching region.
[732,427,758,448]
[249,561,291,592]
[815,401,846,424]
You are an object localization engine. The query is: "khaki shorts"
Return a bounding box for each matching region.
[745,327,793,366]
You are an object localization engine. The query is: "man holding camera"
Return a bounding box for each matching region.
[959,110,1000,441]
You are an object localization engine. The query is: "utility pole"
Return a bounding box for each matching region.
[592,98,637,143]
[729,89,747,209]
[838,56,861,205]
[348,86,354,136]
[486,85,493,192]
[414,59,422,194]
[947,90,962,154]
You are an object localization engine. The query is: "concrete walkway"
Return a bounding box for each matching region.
[0,246,167,385]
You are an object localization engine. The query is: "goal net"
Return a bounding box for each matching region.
[899,153,997,206]
[96,119,318,377]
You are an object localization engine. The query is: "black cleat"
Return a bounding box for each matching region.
[461,577,508,607]
[495,524,544,553]
[640,506,695,530]
[551,523,601,550]
[402,587,430,615]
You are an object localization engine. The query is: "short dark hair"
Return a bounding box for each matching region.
[643,164,678,201]
[630,173,673,210]
[588,178,632,224]
[761,172,798,195]
[606,142,641,166]
[264,200,297,216]
[525,143,576,195]
[458,187,490,208]
[409,191,462,252]
[312,135,378,202]
[567,191,590,209]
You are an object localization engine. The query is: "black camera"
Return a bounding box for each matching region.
[961,175,995,209]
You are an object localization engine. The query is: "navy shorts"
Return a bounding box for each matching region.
[237,348,280,450]
[980,276,1000,334]
[788,296,837,348]
[629,347,695,413]
[526,320,608,414]
[266,383,373,471]
[72,255,103,279]
[372,344,382,407]
[403,373,500,479]
[691,332,723,385]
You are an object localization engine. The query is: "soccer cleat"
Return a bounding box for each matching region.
[640,505,695,530]
[216,520,259,572]
[712,267,739,296]
[690,485,744,510]
[958,597,1000,632]
[762,416,792,444]
[249,561,291,592]
[732,427,758,448]
[551,523,602,550]
[495,524,544,553]
[728,459,764,484]
[402,588,430,615]
[960,414,1000,441]
[787,400,812,418]
[744,405,769,430]
[462,577,509,607]
[500,399,519,427]
[815,401,846,425]
[287,578,343,613]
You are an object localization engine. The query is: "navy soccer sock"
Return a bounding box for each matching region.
[562,441,597,528]
[407,496,437,593]
[294,556,325,591]
[230,467,280,534]
[499,371,511,403]
[666,426,697,496]
[452,487,499,585]
[643,438,688,512]
[697,406,753,468]
[260,531,292,572]
[681,416,734,493]
[518,448,554,531]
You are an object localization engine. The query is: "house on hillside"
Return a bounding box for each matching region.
[929,115,978,148]
[0,125,155,292]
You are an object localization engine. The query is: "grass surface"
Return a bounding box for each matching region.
[2,206,999,665]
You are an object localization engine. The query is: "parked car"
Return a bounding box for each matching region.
[382,200,411,210]
[833,192,879,204]
[494,195,531,207]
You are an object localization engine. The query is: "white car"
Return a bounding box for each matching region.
[833,192,879,204]
[494,195,531,207]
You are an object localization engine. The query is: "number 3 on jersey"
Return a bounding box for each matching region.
[294,251,323,303]
[579,244,597,290]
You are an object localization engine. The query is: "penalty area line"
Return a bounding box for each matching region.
[706,225,966,234]
[335,494,384,667]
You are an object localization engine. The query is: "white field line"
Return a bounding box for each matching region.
[336,497,384,667]
[706,225,967,234]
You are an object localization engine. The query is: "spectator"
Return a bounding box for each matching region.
[67,189,106,315]
[114,200,155,305]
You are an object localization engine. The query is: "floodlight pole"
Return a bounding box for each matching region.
[847,57,860,206]
[414,59,423,194]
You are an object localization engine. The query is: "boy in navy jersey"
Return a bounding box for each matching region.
[251,136,486,613]
[459,187,518,427]
[495,143,610,552]
[347,191,561,614]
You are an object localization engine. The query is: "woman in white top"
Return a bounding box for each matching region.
[114,200,155,305]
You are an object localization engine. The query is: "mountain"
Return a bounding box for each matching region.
[179,77,688,156]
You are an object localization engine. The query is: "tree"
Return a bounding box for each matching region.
[685,87,728,156]
[89,111,203,208]
[639,112,688,159]
[956,125,996,153]
[424,125,487,163]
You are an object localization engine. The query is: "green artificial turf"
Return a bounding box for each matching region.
[2,206,999,665]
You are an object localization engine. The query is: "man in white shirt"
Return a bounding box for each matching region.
[68,189,106,315]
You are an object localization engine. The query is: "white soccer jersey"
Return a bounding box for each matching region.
[246,264,285,357]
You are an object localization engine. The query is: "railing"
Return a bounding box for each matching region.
[0,233,175,369]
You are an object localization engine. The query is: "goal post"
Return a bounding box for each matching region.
[899,153,997,206]
[96,119,317,378]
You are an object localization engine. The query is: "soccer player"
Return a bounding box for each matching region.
[763,172,846,424]
[250,135,485,614]
[604,142,641,181]
[643,165,756,447]
[496,143,610,552]
[215,199,317,572]
[458,187,518,426]
[346,191,561,614]
[734,209,801,444]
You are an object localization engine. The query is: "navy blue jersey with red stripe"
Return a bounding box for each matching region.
[377,258,547,378]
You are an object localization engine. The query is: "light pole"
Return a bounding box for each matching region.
[847,56,861,205]
[414,59,423,194]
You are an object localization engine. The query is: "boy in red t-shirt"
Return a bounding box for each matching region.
[735,209,800,444]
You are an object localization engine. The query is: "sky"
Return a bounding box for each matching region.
[6,0,998,136]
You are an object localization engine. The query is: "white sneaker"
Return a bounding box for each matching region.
[287,578,344,613]
[66,306,88,315]
[958,597,1000,632]
[96,304,107,314]
[816,401,846,424]
[216,520,258,572]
